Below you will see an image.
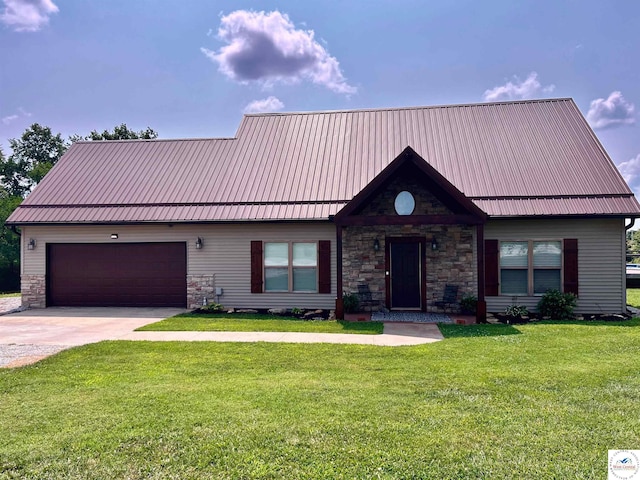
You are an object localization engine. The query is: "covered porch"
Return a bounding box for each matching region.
[333,147,487,321]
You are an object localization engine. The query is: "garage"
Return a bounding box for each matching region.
[47,243,187,307]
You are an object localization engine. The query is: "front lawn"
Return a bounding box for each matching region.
[1,320,639,478]
[137,312,384,334]
[627,287,640,308]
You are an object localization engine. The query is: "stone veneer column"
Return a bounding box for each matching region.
[21,274,46,309]
[186,274,216,309]
[342,226,387,307]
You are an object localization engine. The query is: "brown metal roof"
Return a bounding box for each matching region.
[8,98,640,224]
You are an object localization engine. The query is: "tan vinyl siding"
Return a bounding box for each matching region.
[21,222,337,310]
[485,218,626,314]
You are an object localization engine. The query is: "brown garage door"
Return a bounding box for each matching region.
[47,243,187,307]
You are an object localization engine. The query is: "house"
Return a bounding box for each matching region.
[7,98,640,320]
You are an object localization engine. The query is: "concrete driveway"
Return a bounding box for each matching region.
[0,307,187,345]
[0,307,187,367]
[0,306,445,368]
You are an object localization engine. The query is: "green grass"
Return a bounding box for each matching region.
[137,312,384,334]
[627,288,640,308]
[0,292,20,298]
[1,320,639,478]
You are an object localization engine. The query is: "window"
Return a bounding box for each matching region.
[500,240,562,295]
[264,242,318,292]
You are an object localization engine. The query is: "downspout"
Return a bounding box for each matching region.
[625,217,637,262]
[625,218,636,231]
[624,218,637,313]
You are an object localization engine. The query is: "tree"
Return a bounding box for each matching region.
[86,123,158,141]
[1,123,68,197]
[0,189,22,264]
[0,147,22,290]
[627,229,640,263]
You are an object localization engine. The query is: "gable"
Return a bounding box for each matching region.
[334,147,487,225]
[358,167,453,217]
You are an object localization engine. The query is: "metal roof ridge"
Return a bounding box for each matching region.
[242,98,575,117]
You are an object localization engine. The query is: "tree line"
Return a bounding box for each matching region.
[0,123,158,291]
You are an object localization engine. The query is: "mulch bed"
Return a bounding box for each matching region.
[491,312,632,324]
[193,307,333,320]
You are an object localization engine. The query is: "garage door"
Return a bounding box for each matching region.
[47,243,187,307]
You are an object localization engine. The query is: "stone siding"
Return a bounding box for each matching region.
[342,225,476,312]
[343,169,476,312]
[187,274,216,309]
[21,274,46,309]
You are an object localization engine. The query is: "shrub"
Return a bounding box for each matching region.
[460,294,477,314]
[200,303,225,313]
[537,289,577,320]
[505,304,529,317]
[343,293,360,313]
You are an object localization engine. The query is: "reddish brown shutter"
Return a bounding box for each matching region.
[318,240,331,294]
[563,238,578,296]
[485,239,499,296]
[250,241,263,293]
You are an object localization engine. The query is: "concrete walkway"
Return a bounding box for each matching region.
[0,307,444,368]
[121,322,444,346]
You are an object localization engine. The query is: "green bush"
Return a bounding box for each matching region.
[505,304,529,317]
[460,294,477,314]
[343,293,360,313]
[537,289,577,320]
[200,303,225,313]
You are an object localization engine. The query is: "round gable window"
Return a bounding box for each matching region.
[394,191,415,215]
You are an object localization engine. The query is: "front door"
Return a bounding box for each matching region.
[389,241,422,309]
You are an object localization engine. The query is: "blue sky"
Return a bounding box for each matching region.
[1,0,640,195]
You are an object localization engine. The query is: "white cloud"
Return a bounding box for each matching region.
[617,154,640,191]
[243,96,284,114]
[202,10,356,95]
[0,0,58,32]
[482,72,555,102]
[1,114,18,125]
[2,115,19,125]
[586,91,635,130]
[1,106,31,124]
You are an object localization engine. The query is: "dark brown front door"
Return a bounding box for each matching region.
[389,241,422,309]
[47,243,187,307]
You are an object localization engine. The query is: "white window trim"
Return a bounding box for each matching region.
[499,239,564,296]
[263,241,318,293]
